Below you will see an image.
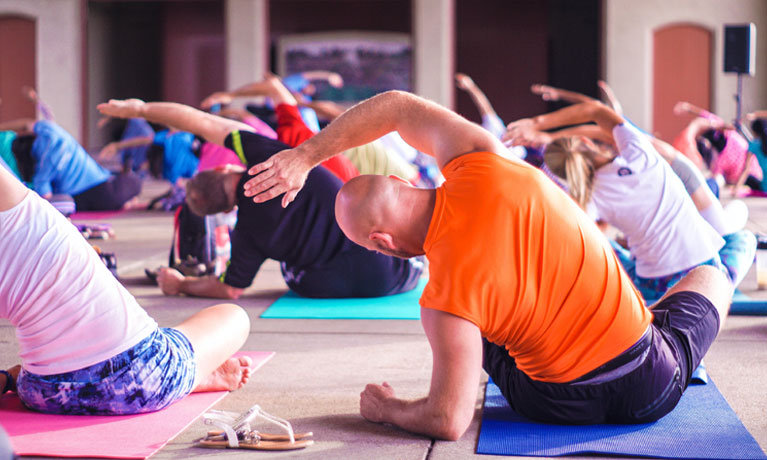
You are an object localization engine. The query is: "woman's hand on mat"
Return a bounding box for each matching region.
[157,267,184,296]
[360,381,396,424]
[97,99,146,120]
[243,148,313,208]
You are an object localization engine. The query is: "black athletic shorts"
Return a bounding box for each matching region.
[483,291,720,424]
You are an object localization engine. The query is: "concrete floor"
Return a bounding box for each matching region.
[1,180,766,460]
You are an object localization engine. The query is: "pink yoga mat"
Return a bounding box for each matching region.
[69,210,125,220]
[0,351,274,459]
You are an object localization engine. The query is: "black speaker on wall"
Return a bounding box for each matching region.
[724,23,756,75]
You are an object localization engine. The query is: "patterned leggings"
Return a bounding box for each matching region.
[17,328,196,415]
[611,230,756,301]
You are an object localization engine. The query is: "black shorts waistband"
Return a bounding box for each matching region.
[570,326,652,384]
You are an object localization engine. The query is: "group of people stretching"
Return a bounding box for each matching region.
[1,71,764,448]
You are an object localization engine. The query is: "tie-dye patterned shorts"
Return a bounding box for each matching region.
[16,328,196,415]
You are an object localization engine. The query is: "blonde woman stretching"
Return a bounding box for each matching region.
[506,101,753,300]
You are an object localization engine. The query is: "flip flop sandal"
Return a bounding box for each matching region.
[197,405,313,451]
[205,430,313,442]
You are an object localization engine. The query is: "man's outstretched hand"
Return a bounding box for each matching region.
[97,99,146,119]
[243,148,314,208]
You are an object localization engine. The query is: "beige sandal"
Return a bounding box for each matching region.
[197,405,313,450]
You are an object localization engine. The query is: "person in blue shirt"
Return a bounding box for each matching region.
[0,119,142,211]
[99,121,205,185]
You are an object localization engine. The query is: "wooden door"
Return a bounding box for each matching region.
[0,16,36,122]
[653,24,712,141]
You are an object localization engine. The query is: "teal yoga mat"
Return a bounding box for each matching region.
[477,377,767,459]
[260,278,426,319]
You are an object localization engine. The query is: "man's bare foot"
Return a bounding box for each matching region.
[194,356,253,392]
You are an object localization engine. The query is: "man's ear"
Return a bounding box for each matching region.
[369,231,396,250]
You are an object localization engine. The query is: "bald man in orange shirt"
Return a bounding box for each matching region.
[241,91,732,440]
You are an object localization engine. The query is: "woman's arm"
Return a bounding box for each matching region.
[507,101,624,137]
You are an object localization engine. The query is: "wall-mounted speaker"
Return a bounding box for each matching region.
[723,23,756,75]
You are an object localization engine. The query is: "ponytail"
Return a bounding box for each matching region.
[544,137,597,210]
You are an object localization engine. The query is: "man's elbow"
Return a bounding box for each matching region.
[430,412,472,441]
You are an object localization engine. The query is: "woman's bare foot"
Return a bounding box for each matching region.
[194,356,253,392]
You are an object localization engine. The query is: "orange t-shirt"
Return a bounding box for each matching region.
[420,152,652,383]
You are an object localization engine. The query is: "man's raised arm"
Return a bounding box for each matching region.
[243,90,506,207]
[97,99,255,147]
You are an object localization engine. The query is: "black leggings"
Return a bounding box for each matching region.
[73,172,142,211]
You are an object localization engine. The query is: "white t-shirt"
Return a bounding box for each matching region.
[0,191,157,375]
[591,123,724,278]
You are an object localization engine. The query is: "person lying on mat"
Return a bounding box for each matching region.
[0,118,144,212]
[0,162,252,415]
[238,89,733,439]
[97,98,424,300]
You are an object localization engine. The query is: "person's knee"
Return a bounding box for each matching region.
[209,303,250,340]
[226,303,250,336]
[680,265,733,319]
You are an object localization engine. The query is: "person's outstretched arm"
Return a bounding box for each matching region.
[673,101,711,118]
[200,74,301,110]
[156,268,244,300]
[530,84,594,105]
[299,70,344,88]
[597,80,624,116]
[0,118,36,134]
[456,73,506,139]
[23,86,54,121]
[456,73,499,120]
[295,93,347,121]
[745,110,767,121]
[360,308,482,440]
[98,99,254,147]
[243,90,506,207]
[507,101,624,138]
[98,136,154,160]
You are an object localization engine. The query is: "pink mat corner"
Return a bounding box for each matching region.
[0,351,274,459]
[69,210,125,221]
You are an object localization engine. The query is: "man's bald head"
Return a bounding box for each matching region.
[336,175,394,243]
[335,174,434,259]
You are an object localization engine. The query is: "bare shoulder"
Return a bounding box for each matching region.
[0,167,30,211]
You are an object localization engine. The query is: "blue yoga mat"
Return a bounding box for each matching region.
[260,278,426,320]
[477,378,766,459]
[730,289,767,315]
